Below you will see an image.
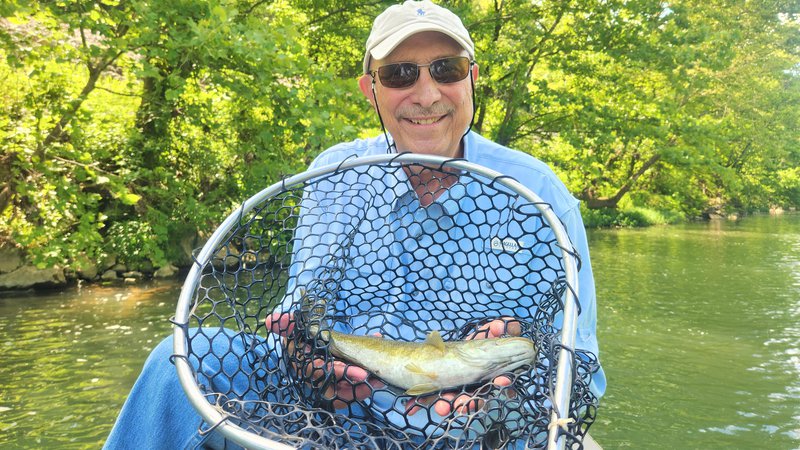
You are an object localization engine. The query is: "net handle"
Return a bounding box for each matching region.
[173,153,580,450]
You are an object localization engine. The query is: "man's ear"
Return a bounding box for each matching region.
[358,74,376,109]
[471,62,479,82]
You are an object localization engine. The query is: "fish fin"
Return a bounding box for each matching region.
[405,363,439,380]
[425,330,446,353]
[405,383,439,396]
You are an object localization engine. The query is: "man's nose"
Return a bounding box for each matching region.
[411,68,442,107]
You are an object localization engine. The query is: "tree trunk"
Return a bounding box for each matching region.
[580,153,662,209]
[37,64,104,160]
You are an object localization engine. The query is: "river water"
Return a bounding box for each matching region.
[0,214,798,449]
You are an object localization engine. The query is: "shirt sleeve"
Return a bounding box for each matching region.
[559,203,606,399]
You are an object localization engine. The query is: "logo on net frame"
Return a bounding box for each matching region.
[490,237,524,254]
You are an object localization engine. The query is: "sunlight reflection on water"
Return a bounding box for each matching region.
[0,281,180,449]
[591,214,800,449]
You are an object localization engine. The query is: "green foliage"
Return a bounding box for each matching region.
[776,167,800,207]
[106,220,166,269]
[468,0,800,220]
[1,0,799,273]
[581,204,683,229]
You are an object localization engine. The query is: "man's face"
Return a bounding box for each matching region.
[359,31,478,158]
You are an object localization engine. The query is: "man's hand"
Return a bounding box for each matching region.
[265,312,383,409]
[406,317,522,416]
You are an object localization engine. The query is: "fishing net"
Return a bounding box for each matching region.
[172,154,599,449]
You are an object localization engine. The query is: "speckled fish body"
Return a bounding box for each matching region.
[320,328,537,395]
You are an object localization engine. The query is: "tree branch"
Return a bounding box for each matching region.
[581,153,662,209]
[94,85,138,97]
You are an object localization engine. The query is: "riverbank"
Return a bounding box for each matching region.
[0,243,183,295]
[581,204,794,228]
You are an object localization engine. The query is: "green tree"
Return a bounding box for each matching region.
[1,0,798,273]
[0,2,141,268]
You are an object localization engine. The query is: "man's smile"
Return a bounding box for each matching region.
[405,115,446,125]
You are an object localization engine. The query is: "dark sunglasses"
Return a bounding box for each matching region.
[371,56,473,89]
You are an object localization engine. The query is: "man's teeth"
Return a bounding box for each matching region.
[410,117,439,125]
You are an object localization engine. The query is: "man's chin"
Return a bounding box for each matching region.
[395,142,462,159]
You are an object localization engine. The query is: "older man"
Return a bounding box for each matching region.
[267,1,605,447]
[104,1,604,449]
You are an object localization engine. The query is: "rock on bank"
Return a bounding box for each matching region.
[0,244,179,292]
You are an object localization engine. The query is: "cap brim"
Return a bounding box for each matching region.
[370,22,473,62]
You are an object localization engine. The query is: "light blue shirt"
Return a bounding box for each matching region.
[280,131,605,442]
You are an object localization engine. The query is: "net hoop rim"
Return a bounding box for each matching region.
[172,152,580,450]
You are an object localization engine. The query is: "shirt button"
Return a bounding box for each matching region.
[412,290,423,300]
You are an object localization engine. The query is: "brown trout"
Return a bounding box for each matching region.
[316,330,536,395]
[306,320,537,395]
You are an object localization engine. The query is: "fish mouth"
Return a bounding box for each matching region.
[488,345,537,375]
[493,358,533,376]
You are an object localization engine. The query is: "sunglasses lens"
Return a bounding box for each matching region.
[430,57,471,83]
[375,57,471,88]
[377,63,419,88]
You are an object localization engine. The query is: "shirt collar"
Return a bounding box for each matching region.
[386,131,476,215]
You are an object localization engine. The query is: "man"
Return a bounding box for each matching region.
[104,1,604,448]
[271,0,604,406]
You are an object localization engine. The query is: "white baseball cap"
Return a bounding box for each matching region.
[363,0,474,74]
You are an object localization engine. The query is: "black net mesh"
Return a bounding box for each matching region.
[176,158,599,449]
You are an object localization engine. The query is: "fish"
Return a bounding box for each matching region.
[299,292,537,396]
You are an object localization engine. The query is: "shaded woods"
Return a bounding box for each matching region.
[1,1,798,285]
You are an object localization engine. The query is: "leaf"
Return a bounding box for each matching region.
[119,193,141,205]
[212,5,227,21]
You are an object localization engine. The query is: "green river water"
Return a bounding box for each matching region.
[1,213,798,449]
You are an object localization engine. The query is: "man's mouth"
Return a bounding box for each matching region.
[407,116,444,125]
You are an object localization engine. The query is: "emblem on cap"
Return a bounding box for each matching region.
[416,8,425,16]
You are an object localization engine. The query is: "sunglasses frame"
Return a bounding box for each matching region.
[371,56,474,89]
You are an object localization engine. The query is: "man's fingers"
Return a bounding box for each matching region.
[405,400,422,416]
[406,394,433,416]
[423,378,513,416]
[468,317,523,340]
[488,317,522,338]
[273,317,383,409]
[433,393,457,416]
[493,375,512,387]
[453,393,484,414]
[405,393,448,416]
[308,360,383,406]
[494,375,518,400]
[333,360,369,383]
[265,311,295,336]
[428,392,482,415]
[302,355,329,381]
